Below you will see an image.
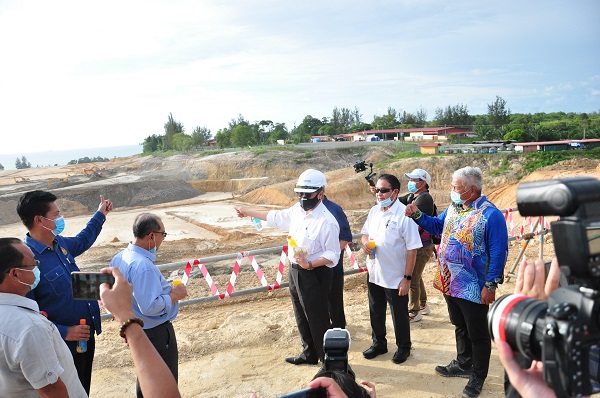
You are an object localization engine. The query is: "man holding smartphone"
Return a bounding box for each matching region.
[0,237,87,397]
[16,190,113,395]
[111,213,187,398]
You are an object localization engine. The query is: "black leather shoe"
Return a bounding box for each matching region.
[462,375,485,398]
[391,348,410,364]
[362,345,388,359]
[435,360,472,378]
[285,356,318,365]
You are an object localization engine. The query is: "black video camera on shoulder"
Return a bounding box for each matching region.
[488,177,600,398]
[353,160,376,187]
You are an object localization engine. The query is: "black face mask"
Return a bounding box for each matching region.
[299,192,321,211]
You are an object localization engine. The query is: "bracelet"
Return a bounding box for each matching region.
[307,261,314,270]
[404,274,412,280]
[119,318,144,340]
[410,209,423,220]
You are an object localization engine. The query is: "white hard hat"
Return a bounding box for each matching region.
[404,168,431,185]
[294,169,327,193]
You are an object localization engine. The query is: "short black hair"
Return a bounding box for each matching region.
[0,238,24,284]
[132,213,162,238]
[17,190,58,230]
[377,173,400,191]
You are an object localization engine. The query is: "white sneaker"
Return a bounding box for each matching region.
[409,312,423,322]
[420,304,431,315]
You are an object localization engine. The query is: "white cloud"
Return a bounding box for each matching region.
[0,0,599,154]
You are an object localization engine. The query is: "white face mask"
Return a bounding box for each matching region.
[450,188,471,205]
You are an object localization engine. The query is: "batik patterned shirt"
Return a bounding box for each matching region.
[414,195,508,303]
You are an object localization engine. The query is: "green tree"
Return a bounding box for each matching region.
[487,96,511,128]
[214,128,232,148]
[504,128,526,142]
[371,107,398,129]
[268,123,288,144]
[231,124,256,147]
[0,163,4,170]
[191,126,211,146]
[15,156,31,169]
[172,133,193,151]
[291,115,324,143]
[163,113,184,150]
[434,104,472,127]
[142,134,163,153]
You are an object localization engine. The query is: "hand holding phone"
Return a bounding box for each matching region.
[71,272,115,300]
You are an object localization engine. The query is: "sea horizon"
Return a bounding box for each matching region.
[0,144,143,171]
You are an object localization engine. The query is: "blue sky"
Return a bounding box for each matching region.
[0,0,598,154]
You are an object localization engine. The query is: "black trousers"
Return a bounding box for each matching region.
[328,273,346,329]
[289,265,332,362]
[136,321,178,398]
[444,294,491,379]
[367,278,411,349]
[66,334,96,396]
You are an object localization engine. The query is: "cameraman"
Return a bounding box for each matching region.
[497,257,561,398]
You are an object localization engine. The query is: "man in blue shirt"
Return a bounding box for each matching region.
[17,190,113,395]
[111,213,187,398]
[322,195,352,329]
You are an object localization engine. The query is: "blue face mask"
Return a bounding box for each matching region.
[17,267,41,290]
[450,190,468,205]
[42,216,66,236]
[149,246,157,254]
[407,181,418,193]
[379,197,394,208]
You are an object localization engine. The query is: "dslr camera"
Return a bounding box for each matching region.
[488,177,600,397]
[353,160,376,187]
[278,329,354,398]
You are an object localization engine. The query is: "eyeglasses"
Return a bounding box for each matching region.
[13,260,40,270]
[374,188,392,194]
[153,231,168,237]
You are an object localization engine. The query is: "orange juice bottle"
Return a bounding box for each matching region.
[368,239,376,259]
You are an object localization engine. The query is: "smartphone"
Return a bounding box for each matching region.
[71,272,115,300]
[278,387,327,398]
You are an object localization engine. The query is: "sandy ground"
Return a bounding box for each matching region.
[1,154,599,398]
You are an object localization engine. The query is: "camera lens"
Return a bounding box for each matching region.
[488,294,548,360]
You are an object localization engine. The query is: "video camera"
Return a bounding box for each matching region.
[488,177,600,397]
[353,160,376,187]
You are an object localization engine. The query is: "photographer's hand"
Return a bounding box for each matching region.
[360,380,377,398]
[307,377,348,398]
[515,257,560,299]
[497,339,556,398]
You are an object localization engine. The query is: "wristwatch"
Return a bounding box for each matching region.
[485,281,498,292]
[307,261,314,270]
[404,275,412,280]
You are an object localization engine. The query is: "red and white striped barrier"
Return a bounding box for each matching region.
[180,247,289,300]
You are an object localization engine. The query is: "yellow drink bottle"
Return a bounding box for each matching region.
[368,240,376,259]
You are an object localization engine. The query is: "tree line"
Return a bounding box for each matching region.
[142,96,600,152]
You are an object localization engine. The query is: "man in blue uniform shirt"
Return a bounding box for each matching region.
[17,190,113,395]
[322,195,352,328]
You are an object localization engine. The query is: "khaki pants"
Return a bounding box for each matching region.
[408,244,435,313]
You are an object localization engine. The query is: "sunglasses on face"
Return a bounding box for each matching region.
[375,188,392,194]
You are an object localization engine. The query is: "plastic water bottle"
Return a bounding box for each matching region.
[76,319,87,353]
[252,217,263,231]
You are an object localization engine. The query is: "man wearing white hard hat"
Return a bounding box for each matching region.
[235,169,340,365]
[402,168,437,322]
